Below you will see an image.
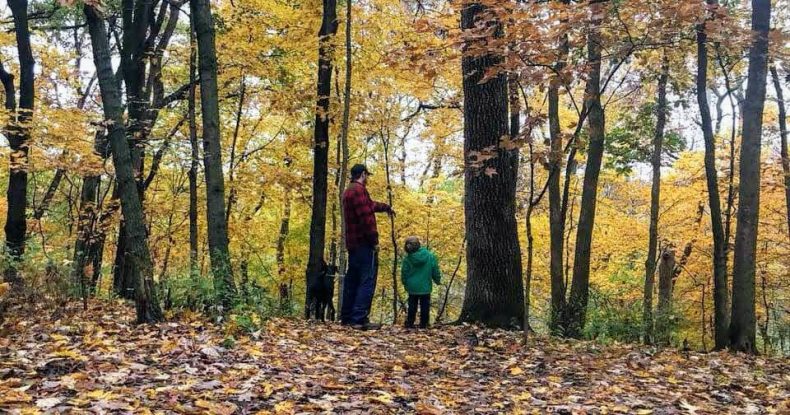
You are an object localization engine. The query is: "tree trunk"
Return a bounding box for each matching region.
[565,3,605,338]
[191,0,236,306]
[547,0,570,333]
[85,4,162,323]
[1,0,34,287]
[696,0,729,350]
[188,13,200,278]
[655,247,676,346]
[458,2,524,328]
[643,54,669,345]
[276,189,292,279]
[335,0,351,312]
[770,66,790,239]
[73,174,100,295]
[730,0,770,354]
[381,131,399,321]
[305,0,338,314]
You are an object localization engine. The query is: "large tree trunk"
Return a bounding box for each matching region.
[1,0,34,288]
[730,0,770,354]
[565,3,605,338]
[305,0,338,315]
[547,0,570,333]
[85,4,162,323]
[188,13,200,278]
[655,247,676,346]
[770,66,790,239]
[191,0,236,305]
[696,0,729,350]
[643,55,669,345]
[458,2,524,328]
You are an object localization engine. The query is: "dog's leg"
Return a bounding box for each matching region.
[327,301,336,322]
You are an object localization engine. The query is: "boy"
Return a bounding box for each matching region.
[401,236,441,329]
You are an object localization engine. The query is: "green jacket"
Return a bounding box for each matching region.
[401,247,441,295]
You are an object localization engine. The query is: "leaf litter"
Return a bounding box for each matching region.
[0,302,787,414]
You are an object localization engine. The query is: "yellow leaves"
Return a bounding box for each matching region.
[509,366,524,376]
[273,400,294,414]
[0,388,32,405]
[0,282,9,298]
[368,390,395,405]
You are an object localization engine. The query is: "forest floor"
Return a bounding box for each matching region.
[0,302,787,414]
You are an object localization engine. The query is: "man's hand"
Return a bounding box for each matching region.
[388,207,396,218]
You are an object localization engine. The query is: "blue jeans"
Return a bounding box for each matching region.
[341,246,377,325]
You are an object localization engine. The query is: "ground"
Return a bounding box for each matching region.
[0,302,787,414]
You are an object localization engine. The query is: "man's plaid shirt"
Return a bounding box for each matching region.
[342,181,391,251]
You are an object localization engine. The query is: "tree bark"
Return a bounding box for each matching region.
[305,0,338,314]
[696,0,729,350]
[565,2,605,338]
[2,0,35,287]
[85,4,162,323]
[655,247,676,346]
[188,12,200,279]
[730,0,770,354]
[643,54,669,345]
[191,0,237,305]
[770,66,790,239]
[458,2,524,328]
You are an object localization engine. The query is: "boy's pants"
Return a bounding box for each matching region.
[341,245,377,325]
[406,294,430,328]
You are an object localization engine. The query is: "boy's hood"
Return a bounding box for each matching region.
[407,247,431,265]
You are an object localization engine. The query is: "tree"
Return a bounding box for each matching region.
[770,66,790,239]
[655,246,676,346]
[730,0,771,354]
[0,0,34,288]
[696,0,729,350]
[643,54,669,345]
[110,0,184,299]
[335,0,353,315]
[188,11,200,279]
[305,0,338,317]
[191,0,237,306]
[547,0,570,335]
[84,3,162,323]
[458,1,524,328]
[565,0,605,338]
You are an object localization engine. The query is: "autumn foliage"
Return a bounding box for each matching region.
[0,0,788,410]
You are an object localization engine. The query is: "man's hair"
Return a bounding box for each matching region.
[404,236,421,254]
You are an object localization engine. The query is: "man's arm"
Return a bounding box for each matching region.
[372,201,391,213]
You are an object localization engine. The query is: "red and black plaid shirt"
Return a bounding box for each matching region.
[342,181,390,251]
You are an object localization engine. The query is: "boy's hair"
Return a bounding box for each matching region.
[404,236,421,254]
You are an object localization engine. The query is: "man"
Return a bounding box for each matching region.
[341,164,394,330]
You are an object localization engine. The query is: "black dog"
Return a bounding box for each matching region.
[305,260,337,322]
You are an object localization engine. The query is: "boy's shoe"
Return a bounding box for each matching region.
[352,322,382,331]
[404,324,416,330]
